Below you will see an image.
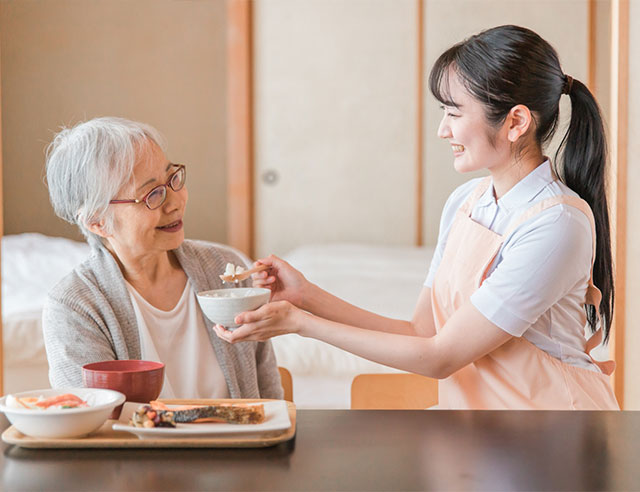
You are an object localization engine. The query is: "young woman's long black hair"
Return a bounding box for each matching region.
[429,25,614,341]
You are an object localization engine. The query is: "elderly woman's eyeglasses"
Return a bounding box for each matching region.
[110,165,186,210]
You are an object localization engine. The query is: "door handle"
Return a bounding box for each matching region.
[261,169,279,186]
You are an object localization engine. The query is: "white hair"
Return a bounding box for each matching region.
[45,117,166,248]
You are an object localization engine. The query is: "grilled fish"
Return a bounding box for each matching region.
[130,402,265,428]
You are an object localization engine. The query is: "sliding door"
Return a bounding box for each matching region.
[253,0,418,257]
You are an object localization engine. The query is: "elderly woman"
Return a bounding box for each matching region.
[42,116,283,400]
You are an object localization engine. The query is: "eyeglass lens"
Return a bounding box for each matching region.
[145,167,186,209]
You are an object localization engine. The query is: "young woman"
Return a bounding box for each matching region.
[215,25,619,409]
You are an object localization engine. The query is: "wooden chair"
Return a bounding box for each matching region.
[278,366,293,402]
[350,373,438,409]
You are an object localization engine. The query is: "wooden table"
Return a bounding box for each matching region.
[1,410,639,491]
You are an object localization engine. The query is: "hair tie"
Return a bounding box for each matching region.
[563,75,574,95]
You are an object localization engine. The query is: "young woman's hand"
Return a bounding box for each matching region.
[213,300,306,343]
[251,255,309,309]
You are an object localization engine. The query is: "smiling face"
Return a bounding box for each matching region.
[436,71,512,174]
[104,141,188,261]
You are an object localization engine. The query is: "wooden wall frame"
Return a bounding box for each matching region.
[609,0,628,408]
[227,0,255,259]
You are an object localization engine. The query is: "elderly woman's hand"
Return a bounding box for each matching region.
[251,255,310,309]
[213,300,305,343]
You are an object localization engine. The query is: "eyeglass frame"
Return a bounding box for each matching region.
[109,164,186,210]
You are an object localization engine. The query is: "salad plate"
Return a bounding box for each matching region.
[112,400,291,439]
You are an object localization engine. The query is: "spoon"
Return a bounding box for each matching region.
[219,264,270,283]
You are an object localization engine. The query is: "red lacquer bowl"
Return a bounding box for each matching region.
[82,360,164,418]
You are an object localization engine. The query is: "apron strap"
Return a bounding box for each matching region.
[584,327,616,375]
[459,177,492,216]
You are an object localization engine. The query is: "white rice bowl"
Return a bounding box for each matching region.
[0,388,125,439]
[197,287,271,329]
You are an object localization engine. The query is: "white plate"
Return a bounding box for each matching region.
[111,400,291,439]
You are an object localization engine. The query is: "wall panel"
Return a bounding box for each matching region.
[254,0,417,257]
[0,0,228,243]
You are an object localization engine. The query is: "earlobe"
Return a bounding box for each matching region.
[86,219,109,239]
[507,105,533,143]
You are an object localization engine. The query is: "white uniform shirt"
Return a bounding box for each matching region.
[125,280,230,398]
[425,160,599,371]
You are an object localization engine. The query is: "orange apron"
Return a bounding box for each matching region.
[431,178,619,410]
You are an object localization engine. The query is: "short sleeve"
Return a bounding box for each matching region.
[470,206,593,336]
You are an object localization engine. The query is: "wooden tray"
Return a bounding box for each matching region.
[2,399,296,449]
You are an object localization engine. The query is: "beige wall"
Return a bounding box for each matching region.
[0,0,228,243]
[624,0,639,409]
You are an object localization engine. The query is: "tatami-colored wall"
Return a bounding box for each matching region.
[0,0,228,243]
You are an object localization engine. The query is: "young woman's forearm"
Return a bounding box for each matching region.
[222,299,508,378]
[300,282,416,336]
[297,310,443,377]
[291,302,511,379]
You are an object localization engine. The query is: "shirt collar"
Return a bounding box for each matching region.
[476,159,555,211]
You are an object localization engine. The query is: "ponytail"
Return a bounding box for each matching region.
[558,79,614,341]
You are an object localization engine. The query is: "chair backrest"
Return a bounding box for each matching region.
[278,366,293,402]
[350,373,438,409]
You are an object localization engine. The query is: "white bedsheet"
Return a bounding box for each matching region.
[275,243,435,408]
[2,234,90,393]
[2,234,90,368]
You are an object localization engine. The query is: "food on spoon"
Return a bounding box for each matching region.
[221,262,246,284]
[5,393,89,410]
[130,401,266,428]
[224,262,245,277]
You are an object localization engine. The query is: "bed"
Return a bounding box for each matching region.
[2,234,92,394]
[1,233,434,408]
